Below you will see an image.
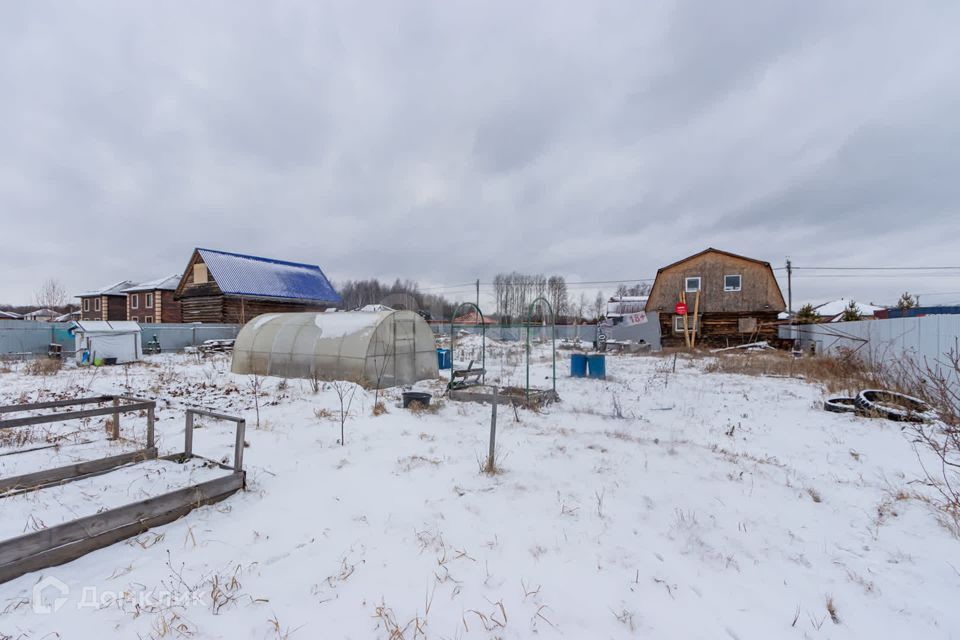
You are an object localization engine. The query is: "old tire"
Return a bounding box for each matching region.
[854,389,934,422]
[824,397,857,414]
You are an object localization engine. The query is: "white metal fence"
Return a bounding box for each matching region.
[0,321,240,356]
[780,315,960,376]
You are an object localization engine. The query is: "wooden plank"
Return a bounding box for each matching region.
[0,472,243,568]
[0,448,158,495]
[0,473,244,584]
[0,401,156,430]
[0,396,115,414]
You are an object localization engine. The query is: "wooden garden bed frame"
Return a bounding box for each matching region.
[0,401,246,584]
[448,385,559,409]
[0,395,158,495]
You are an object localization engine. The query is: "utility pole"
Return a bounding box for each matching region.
[786,258,793,319]
[476,279,480,308]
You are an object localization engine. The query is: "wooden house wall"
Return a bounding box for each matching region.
[646,253,785,315]
[659,310,782,348]
[158,290,182,323]
[176,249,330,324]
[105,295,127,321]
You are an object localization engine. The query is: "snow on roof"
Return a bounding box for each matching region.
[77,280,138,297]
[196,248,341,304]
[24,308,58,317]
[359,304,394,312]
[122,274,181,292]
[313,311,386,337]
[71,320,142,334]
[0,310,22,319]
[812,298,886,318]
[55,311,81,322]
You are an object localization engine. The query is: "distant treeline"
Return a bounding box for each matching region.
[335,279,456,319]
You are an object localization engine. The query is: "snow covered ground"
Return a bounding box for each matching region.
[0,346,957,639]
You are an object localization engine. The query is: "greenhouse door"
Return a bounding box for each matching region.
[393,315,417,385]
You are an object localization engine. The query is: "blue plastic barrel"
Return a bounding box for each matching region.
[570,353,587,377]
[587,354,606,379]
[436,348,452,370]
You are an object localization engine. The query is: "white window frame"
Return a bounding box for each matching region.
[673,315,700,333]
[94,298,101,312]
[724,274,742,292]
[684,276,701,293]
[144,316,153,324]
[131,294,139,309]
[83,299,89,312]
[131,316,139,323]
[145,292,153,307]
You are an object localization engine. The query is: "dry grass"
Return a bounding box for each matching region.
[408,399,442,415]
[826,596,840,624]
[698,349,891,395]
[372,401,387,416]
[24,357,62,376]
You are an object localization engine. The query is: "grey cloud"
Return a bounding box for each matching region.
[1,1,959,308]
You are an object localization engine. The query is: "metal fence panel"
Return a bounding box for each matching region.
[1,321,240,356]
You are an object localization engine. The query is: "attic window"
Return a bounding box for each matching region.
[83,299,89,312]
[193,263,209,284]
[94,298,101,312]
[724,275,742,292]
[684,277,701,293]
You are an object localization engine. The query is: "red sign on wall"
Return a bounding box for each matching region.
[675,303,688,315]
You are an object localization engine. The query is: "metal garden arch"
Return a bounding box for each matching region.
[449,302,486,387]
[525,297,556,400]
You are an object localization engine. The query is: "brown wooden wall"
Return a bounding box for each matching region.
[647,252,785,314]
[659,311,782,348]
[158,290,182,323]
[105,295,127,321]
[180,295,327,324]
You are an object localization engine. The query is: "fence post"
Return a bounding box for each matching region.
[110,397,120,440]
[234,419,246,472]
[146,405,155,449]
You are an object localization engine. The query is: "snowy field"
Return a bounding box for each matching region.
[0,343,958,639]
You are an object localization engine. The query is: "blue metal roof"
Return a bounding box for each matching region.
[196,248,341,304]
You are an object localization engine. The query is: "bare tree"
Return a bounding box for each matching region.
[248,375,263,428]
[593,291,606,321]
[331,380,359,445]
[35,278,68,310]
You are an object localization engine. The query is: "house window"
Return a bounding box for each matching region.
[145,316,153,323]
[131,294,139,309]
[193,263,208,284]
[83,299,89,312]
[685,276,701,292]
[724,275,742,292]
[94,298,101,312]
[131,316,139,322]
[145,293,153,307]
[673,315,700,333]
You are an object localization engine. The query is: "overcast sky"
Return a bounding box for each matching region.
[2,1,959,308]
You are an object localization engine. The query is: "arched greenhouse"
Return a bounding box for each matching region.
[231,310,439,386]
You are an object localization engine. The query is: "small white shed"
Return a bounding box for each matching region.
[71,321,143,365]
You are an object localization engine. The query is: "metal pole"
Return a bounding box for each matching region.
[487,387,498,470]
[786,258,793,318]
[476,279,479,308]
